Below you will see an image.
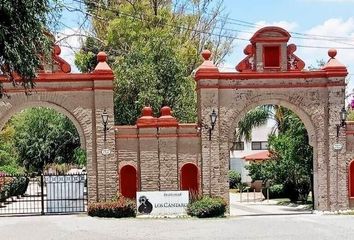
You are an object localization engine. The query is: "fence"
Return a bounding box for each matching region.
[0,173,87,216]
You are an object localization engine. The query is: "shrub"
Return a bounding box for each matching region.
[228,170,241,189]
[187,196,226,218]
[88,197,136,218]
[262,184,286,199]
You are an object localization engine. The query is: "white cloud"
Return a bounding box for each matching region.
[294,18,354,90]
[55,28,87,73]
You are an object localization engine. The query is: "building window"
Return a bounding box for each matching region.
[232,142,244,151]
[263,45,280,68]
[251,141,268,150]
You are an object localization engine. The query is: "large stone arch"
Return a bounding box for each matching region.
[0,98,88,150]
[0,49,117,203]
[195,26,348,211]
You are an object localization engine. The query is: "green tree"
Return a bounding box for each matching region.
[0,0,54,97]
[0,125,23,174]
[10,107,85,173]
[246,110,313,202]
[75,0,234,124]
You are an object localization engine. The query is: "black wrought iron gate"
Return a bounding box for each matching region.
[0,173,87,216]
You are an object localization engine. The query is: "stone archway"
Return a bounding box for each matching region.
[0,47,117,203]
[195,26,348,211]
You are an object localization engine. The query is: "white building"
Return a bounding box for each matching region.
[230,120,274,183]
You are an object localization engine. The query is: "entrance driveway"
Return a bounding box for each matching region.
[1,214,354,240]
[229,192,312,216]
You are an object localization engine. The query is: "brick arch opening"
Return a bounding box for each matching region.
[349,160,354,198]
[0,101,86,149]
[120,165,137,199]
[226,98,316,148]
[225,99,317,207]
[180,163,198,193]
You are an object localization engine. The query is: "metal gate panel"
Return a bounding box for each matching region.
[0,173,87,216]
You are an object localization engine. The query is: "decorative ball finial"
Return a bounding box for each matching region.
[328,49,337,59]
[142,106,153,117]
[97,51,108,62]
[201,49,212,61]
[160,106,172,116]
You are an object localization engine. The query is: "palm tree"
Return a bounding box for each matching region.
[233,105,290,144]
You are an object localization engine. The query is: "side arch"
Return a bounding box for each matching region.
[180,163,199,193]
[120,165,138,199]
[349,160,354,198]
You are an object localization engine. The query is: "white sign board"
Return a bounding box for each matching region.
[333,143,343,151]
[101,149,111,155]
[136,191,189,216]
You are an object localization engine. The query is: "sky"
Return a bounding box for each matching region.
[57,0,354,92]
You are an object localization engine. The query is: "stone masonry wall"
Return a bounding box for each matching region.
[115,107,200,194]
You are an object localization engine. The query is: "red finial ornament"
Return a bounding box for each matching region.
[328,49,337,59]
[201,49,212,61]
[97,51,108,62]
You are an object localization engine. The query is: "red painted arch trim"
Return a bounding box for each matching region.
[195,70,348,81]
[196,82,345,90]
[3,86,113,93]
[0,72,114,82]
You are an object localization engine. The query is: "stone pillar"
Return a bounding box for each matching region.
[137,107,159,191]
[158,107,179,190]
[92,52,116,202]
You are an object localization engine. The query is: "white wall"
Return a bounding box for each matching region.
[229,120,274,183]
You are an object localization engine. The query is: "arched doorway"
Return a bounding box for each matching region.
[120,165,137,199]
[180,163,198,193]
[349,161,354,198]
[194,26,348,211]
[0,48,116,204]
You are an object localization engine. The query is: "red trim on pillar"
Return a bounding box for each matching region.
[120,165,138,199]
[180,163,199,193]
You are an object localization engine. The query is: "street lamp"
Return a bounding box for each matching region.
[206,109,218,141]
[336,107,347,138]
[101,109,109,142]
[101,109,109,202]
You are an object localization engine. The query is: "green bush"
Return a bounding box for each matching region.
[262,184,286,199]
[88,197,136,218]
[187,196,226,218]
[0,176,29,202]
[228,170,241,189]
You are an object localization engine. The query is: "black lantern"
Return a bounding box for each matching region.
[340,107,347,126]
[336,107,347,138]
[210,109,218,130]
[207,109,218,141]
[101,109,109,142]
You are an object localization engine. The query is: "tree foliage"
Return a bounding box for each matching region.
[0,0,54,96]
[246,109,313,202]
[75,0,234,124]
[9,107,85,173]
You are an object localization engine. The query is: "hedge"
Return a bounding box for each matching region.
[88,197,136,218]
[0,176,29,202]
[187,196,226,218]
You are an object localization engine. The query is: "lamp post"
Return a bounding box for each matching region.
[101,109,109,142]
[336,107,347,138]
[101,109,109,201]
[208,109,218,141]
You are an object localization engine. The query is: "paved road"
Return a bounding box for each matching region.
[1,214,354,240]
